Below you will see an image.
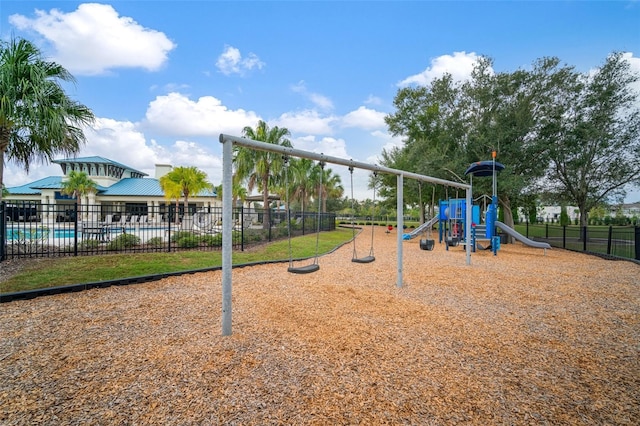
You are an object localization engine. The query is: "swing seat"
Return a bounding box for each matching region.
[446,236,459,247]
[352,255,375,264]
[420,239,435,251]
[288,264,320,274]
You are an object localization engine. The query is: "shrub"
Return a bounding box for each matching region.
[176,235,200,248]
[146,237,164,247]
[170,231,195,243]
[80,239,100,250]
[559,205,570,227]
[107,233,140,250]
[244,229,266,243]
[199,234,222,247]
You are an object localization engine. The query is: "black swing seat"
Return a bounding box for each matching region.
[352,255,375,264]
[288,264,320,274]
[420,239,435,251]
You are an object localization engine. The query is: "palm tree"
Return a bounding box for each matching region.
[235,120,292,229]
[160,166,212,223]
[61,171,98,222]
[159,174,183,224]
[289,157,315,214]
[0,37,95,202]
[312,166,344,213]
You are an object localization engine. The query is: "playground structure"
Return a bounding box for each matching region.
[220,133,472,336]
[404,155,551,256]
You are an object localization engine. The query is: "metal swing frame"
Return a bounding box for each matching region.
[285,157,322,274]
[349,167,375,264]
[219,133,472,336]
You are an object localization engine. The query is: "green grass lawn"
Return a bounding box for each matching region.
[1,228,354,294]
[513,223,636,259]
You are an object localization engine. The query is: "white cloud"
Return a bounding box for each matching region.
[364,95,383,106]
[398,51,485,87]
[341,106,387,130]
[292,135,349,159]
[366,130,404,165]
[84,120,222,184]
[144,92,261,137]
[291,81,334,110]
[9,3,176,75]
[216,45,265,76]
[3,117,224,187]
[621,52,640,101]
[274,110,337,135]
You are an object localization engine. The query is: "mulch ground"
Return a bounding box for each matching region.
[1,228,638,425]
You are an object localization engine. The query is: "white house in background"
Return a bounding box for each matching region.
[5,157,219,223]
[517,203,640,224]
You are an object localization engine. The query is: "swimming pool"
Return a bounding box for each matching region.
[7,226,168,242]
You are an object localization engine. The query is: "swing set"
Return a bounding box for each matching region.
[219,133,472,336]
[349,167,375,264]
[283,156,323,274]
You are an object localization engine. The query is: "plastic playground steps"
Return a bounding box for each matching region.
[495,221,551,249]
[403,217,439,240]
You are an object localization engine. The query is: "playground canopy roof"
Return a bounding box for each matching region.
[464,161,505,177]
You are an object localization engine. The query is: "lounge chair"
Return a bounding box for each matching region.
[103,214,113,225]
[139,215,147,225]
[129,215,139,224]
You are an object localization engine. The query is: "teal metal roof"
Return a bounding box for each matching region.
[53,156,147,176]
[7,177,63,194]
[101,178,217,197]
[7,176,108,195]
[100,178,165,196]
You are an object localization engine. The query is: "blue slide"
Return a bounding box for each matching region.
[403,216,439,240]
[495,221,551,249]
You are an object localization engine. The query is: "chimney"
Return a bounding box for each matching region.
[155,164,172,179]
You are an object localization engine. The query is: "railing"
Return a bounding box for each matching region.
[1,202,336,262]
[521,222,640,262]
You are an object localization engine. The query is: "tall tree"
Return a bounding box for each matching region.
[159,174,183,224]
[539,52,640,226]
[288,157,315,214]
[317,166,344,213]
[60,170,97,222]
[235,120,292,229]
[385,56,562,230]
[160,166,212,221]
[0,37,95,202]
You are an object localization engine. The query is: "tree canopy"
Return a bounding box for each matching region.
[0,37,95,202]
[159,166,212,223]
[384,52,640,227]
[61,171,98,221]
[234,120,292,229]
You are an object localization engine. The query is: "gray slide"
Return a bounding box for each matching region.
[495,221,551,249]
[404,216,439,239]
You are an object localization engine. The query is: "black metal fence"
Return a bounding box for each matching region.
[521,222,640,262]
[1,201,336,261]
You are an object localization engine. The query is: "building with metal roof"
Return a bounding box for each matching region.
[5,157,219,223]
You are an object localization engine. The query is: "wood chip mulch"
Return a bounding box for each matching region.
[1,229,638,425]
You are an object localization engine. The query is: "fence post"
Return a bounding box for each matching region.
[526,221,529,238]
[607,226,613,256]
[73,202,78,257]
[635,226,640,261]
[582,226,587,252]
[562,225,566,249]
[167,205,172,253]
[240,206,244,252]
[0,201,5,261]
[545,223,549,239]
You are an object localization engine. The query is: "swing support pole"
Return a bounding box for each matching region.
[219,133,471,335]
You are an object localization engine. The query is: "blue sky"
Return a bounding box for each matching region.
[1,1,639,202]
